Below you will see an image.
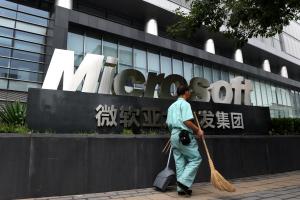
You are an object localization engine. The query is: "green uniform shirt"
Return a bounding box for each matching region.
[166,97,194,135]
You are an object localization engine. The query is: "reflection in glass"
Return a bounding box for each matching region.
[173,58,183,75]
[0,1,17,10]
[194,64,203,78]
[0,67,8,78]
[203,66,212,83]
[119,45,132,66]
[161,56,171,76]
[15,31,45,44]
[0,17,15,28]
[18,4,49,18]
[11,59,43,72]
[17,12,48,26]
[16,22,46,35]
[103,40,117,58]
[0,79,8,89]
[147,52,159,72]
[184,62,193,83]
[8,80,41,92]
[0,47,11,57]
[9,70,43,82]
[0,37,12,47]
[0,57,9,67]
[67,32,84,55]
[134,49,146,69]
[85,36,101,54]
[13,50,44,62]
[0,8,16,19]
[212,67,221,82]
[14,40,44,53]
[254,80,262,106]
[0,26,13,37]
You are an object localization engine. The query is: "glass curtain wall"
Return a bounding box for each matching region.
[67,30,300,118]
[0,0,49,92]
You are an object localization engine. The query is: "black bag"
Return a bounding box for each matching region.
[179,130,191,145]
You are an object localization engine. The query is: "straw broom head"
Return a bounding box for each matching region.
[193,112,236,192]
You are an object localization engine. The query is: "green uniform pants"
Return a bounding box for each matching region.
[171,133,202,191]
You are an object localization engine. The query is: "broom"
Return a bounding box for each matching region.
[193,112,236,192]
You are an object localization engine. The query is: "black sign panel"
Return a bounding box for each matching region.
[27,89,271,135]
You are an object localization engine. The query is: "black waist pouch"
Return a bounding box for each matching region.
[179,130,191,146]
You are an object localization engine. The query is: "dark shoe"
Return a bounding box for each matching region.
[177,181,191,196]
[178,190,192,196]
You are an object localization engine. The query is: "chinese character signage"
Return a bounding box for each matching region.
[27,89,271,135]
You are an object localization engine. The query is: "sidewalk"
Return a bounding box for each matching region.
[21,170,300,200]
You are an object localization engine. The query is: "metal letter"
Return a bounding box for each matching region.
[189,77,210,102]
[113,69,145,97]
[42,49,104,93]
[98,56,118,94]
[160,74,187,99]
[144,72,165,98]
[210,80,233,104]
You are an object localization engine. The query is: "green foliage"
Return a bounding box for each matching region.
[0,124,29,134]
[271,118,300,135]
[168,0,300,45]
[121,128,134,135]
[0,101,26,126]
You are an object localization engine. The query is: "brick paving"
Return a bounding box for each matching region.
[19,170,300,200]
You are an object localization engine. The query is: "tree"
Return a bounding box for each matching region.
[167,0,300,45]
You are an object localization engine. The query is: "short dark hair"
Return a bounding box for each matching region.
[177,85,189,96]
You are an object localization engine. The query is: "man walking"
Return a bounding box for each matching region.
[166,85,204,196]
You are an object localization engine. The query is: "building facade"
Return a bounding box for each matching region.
[1,0,300,118]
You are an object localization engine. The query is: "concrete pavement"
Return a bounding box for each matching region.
[19,170,300,200]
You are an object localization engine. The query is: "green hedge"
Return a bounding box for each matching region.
[271,118,300,135]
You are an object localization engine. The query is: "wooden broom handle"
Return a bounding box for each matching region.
[193,112,215,169]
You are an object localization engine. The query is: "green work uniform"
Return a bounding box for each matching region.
[166,97,202,191]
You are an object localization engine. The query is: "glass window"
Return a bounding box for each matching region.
[281,88,287,105]
[9,70,43,82]
[0,47,11,57]
[266,83,273,105]
[17,12,48,26]
[254,80,262,106]
[194,63,203,78]
[276,87,283,105]
[183,61,193,83]
[203,66,212,83]
[221,70,229,82]
[0,7,16,19]
[0,67,8,78]
[0,57,9,67]
[15,31,45,44]
[147,51,159,72]
[134,48,146,69]
[286,90,292,106]
[67,32,84,55]
[74,55,83,67]
[0,79,8,89]
[212,67,221,82]
[16,22,46,35]
[14,40,44,53]
[103,40,117,58]
[0,1,17,10]
[249,78,256,106]
[0,26,13,37]
[0,17,15,28]
[161,55,172,76]
[13,50,44,62]
[270,85,277,104]
[119,45,132,66]
[118,64,132,73]
[18,5,49,18]
[229,72,235,81]
[8,80,41,92]
[260,82,269,106]
[11,59,43,72]
[0,37,12,47]
[173,58,183,75]
[85,36,101,55]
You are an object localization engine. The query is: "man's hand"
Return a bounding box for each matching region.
[196,128,204,139]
